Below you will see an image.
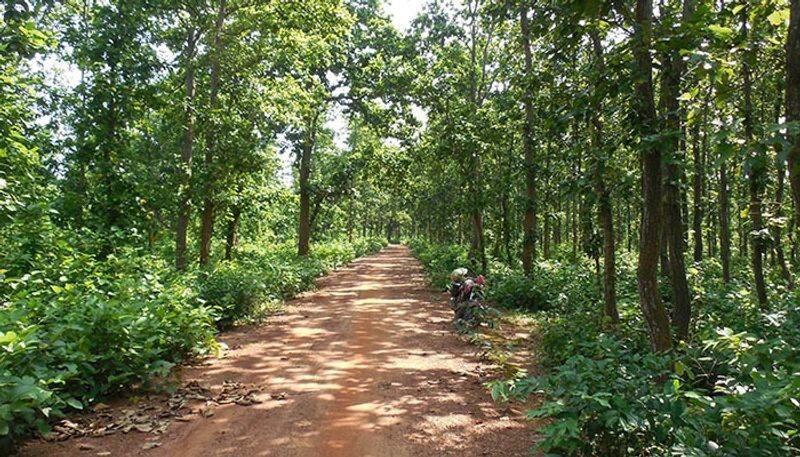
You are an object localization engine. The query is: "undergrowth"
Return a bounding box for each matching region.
[409,238,800,456]
[0,234,386,447]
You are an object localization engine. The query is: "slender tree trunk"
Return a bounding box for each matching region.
[693,87,710,262]
[634,0,672,352]
[520,1,537,276]
[470,209,486,270]
[571,197,578,258]
[659,44,692,341]
[176,26,196,271]
[298,112,319,257]
[738,180,749,258]
[659,217,671,276]
[589,29,619,325]
[720,155,732,283]
[347,198,354,243]
[501,189,512,262]
[680,123,690,245]
[199,0,226,267]
[224,205,241,260]
[788,0,800,222]
[627,198,633,252]
[775,158,794,287]
[742,13,768,307]
[104,93,119,232]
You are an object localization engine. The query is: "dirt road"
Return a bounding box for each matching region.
[22,245,536,456]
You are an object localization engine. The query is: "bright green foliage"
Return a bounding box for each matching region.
[412,240,800,455]
[202,238,386,327]
[0,0,398,446]
[3,0,800,453]
[0,236,384,442]
[0,247,216,442]
[409,239,475,288]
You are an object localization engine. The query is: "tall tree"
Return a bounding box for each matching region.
[658,0,693,340]
[520,0,537,277]
[788,0,800,220]
[175,14,199,271]
[632,0,672,352]
[741,10,768,307]
[589,26,619,325]
[297,110,320,256]
[198,0,226,267]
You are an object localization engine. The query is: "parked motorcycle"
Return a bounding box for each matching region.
[447,270,495,328]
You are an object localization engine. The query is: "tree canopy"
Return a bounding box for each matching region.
[2,0,800,454]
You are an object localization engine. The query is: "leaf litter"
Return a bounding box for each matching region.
[44,380,267,443]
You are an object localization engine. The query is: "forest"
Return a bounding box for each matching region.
[2,0,800,455]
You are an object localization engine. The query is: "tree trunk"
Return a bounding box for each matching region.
[298,112,319,257]
[199,0,226,267]
[520,1,537,277]
[693,87,710,262]
[719,156,732,283]
[775,157,794,287]
[788,0,800,222]
[742,13,767,307]
[176,26,196,271]
[470,207,486,271]
[224,205,240,260]
[589,28,619,325]
[659,51,692,341]
[659,218,671,277]
[501,189,512,262]
[633,0,672,352]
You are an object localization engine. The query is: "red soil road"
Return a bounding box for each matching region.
[21,245,537,457]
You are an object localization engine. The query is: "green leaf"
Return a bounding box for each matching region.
[66,398,83,410]
[707,24,735,39]
[767,9,790,26]
[0,331,18,344]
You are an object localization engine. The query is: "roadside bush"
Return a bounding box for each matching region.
[0,237,386,446]
[200,262,267,328]
[521,267,800,455]
[0,251,217,445]
[411,240,800,456]
[486,274,550,310]
[409,239,474,288]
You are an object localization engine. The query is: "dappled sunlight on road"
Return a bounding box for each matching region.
[21,246,537,457]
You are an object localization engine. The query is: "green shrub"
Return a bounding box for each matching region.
[411,240,800,456]
[0,252,217,444]
[200,262,267,328]
[0,237,386,446]
[409,239,474,288]
[487,273,550,310]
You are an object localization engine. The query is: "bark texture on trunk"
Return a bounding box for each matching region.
[742,14,767,307]
[659,0,694,341]
[199,0,226,267]
[693,89,710,262]
[224,205,240,260]
[788,0,800,222]
[520,1,537,277]
[719,158,731,283]
[176,26,197,271]
[589,28,619,325]
[774,159,793,288]
[634,0,672,352]
[660,55,691,341]
[298,112,319,257]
